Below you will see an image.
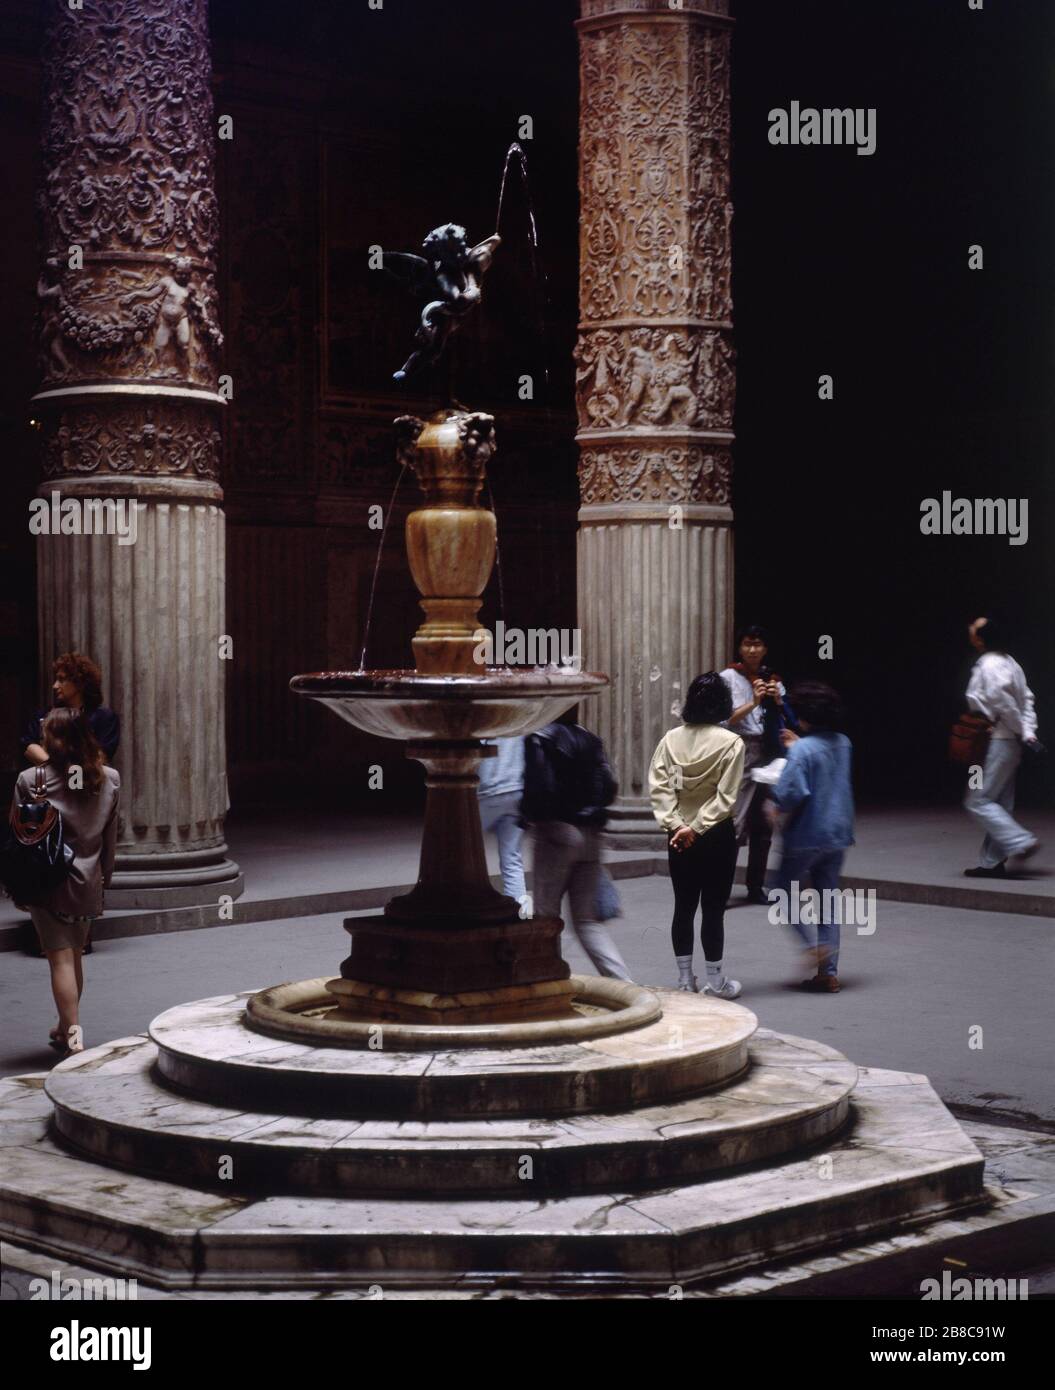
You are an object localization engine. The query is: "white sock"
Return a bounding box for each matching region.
[676,954,694,984]
[705,960,724,985]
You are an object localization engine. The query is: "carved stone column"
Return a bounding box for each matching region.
[33,0,241,907]
[576,0,735,847]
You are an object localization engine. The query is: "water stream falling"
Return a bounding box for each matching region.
[495,140,550,393]
[357,457,409,672]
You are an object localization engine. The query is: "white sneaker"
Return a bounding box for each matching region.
[676,975,699,993]
[703,976,742,1000]
[517,893,534,920]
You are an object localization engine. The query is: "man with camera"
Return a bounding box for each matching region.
[720,625,797,904]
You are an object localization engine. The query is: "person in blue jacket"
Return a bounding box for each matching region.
[771,681,854,993]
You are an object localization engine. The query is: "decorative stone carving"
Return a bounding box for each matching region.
[575,326,735,432]
[578,443,731,506]
[580,0,730,14]
[578,18,733,328]
[38,0,222,393]
[41,400,221,480]
[575,0,736,846]
[36,258,223,386]
[34,0,239,908]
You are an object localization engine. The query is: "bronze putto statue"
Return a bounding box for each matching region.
[384,223,500,382]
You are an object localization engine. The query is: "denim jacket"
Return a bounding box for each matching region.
[772,732,855,851]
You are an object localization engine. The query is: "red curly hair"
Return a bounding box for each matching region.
[53,652,104,712]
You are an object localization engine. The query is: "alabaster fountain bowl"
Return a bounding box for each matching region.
[289,666,608,742]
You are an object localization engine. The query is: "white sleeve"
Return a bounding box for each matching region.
[1022,677,1038,740]
[965,660,995,721]
[719,669,738,728]
[968,657,1026,738]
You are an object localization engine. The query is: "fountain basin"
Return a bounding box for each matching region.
[289,666,608,741]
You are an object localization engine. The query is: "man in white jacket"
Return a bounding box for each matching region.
[963,616,1041,877]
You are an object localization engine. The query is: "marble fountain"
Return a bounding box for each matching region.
[0,400,990,1294]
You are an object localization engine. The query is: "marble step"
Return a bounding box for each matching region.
[149,987,758,1119]
[0,1065,985,1290]
[47,1030,856,1198]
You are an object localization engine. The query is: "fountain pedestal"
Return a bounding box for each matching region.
[326,739,574,1021]
[277,409,608,1030]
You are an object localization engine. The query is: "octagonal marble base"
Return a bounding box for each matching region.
[0,1062,983,1291]
[0,984,987,1293]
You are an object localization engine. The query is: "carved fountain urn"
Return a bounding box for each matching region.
[397,409,497,676]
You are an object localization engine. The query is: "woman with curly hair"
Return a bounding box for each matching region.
[21,652,120,767]
[12,708,120,1054]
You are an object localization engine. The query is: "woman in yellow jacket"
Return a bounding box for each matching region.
[649,672,745,996]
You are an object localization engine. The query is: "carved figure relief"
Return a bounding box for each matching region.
[576,7,735,500]
[575,327,734,432]
[38,0,221,393]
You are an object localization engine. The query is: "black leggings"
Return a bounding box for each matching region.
[668,817,737,961]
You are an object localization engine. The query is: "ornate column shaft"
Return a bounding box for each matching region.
[34,0,241,906]
[575,0,735,847]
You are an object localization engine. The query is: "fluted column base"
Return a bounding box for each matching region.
[35,467,242,911]
[108,850,244,909]
[577,502,733,849]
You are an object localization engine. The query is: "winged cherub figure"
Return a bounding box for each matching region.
[385,223,501,382]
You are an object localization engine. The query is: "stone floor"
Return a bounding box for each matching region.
[2,879,1052,1129]
[3,803,1053,945]
[1,803,1051,1298]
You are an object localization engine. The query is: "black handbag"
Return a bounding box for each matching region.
[0,766,74,905]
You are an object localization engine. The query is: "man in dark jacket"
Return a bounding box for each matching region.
[521,716,631,981]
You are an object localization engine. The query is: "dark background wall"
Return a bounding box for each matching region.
[731,0,1055,806]
[1,0,1051,812]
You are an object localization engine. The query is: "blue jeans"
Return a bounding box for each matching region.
[775,847,846,976]
[964,738,1035,868]
[479,791,526,900]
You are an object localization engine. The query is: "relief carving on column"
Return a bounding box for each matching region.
[578,19,732,329]
[577,5,735,494]
[580,1,730,16]
[41,400,221,480]
[578,442,731,506]
[575,326,735,432]
[38,0,222,393]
